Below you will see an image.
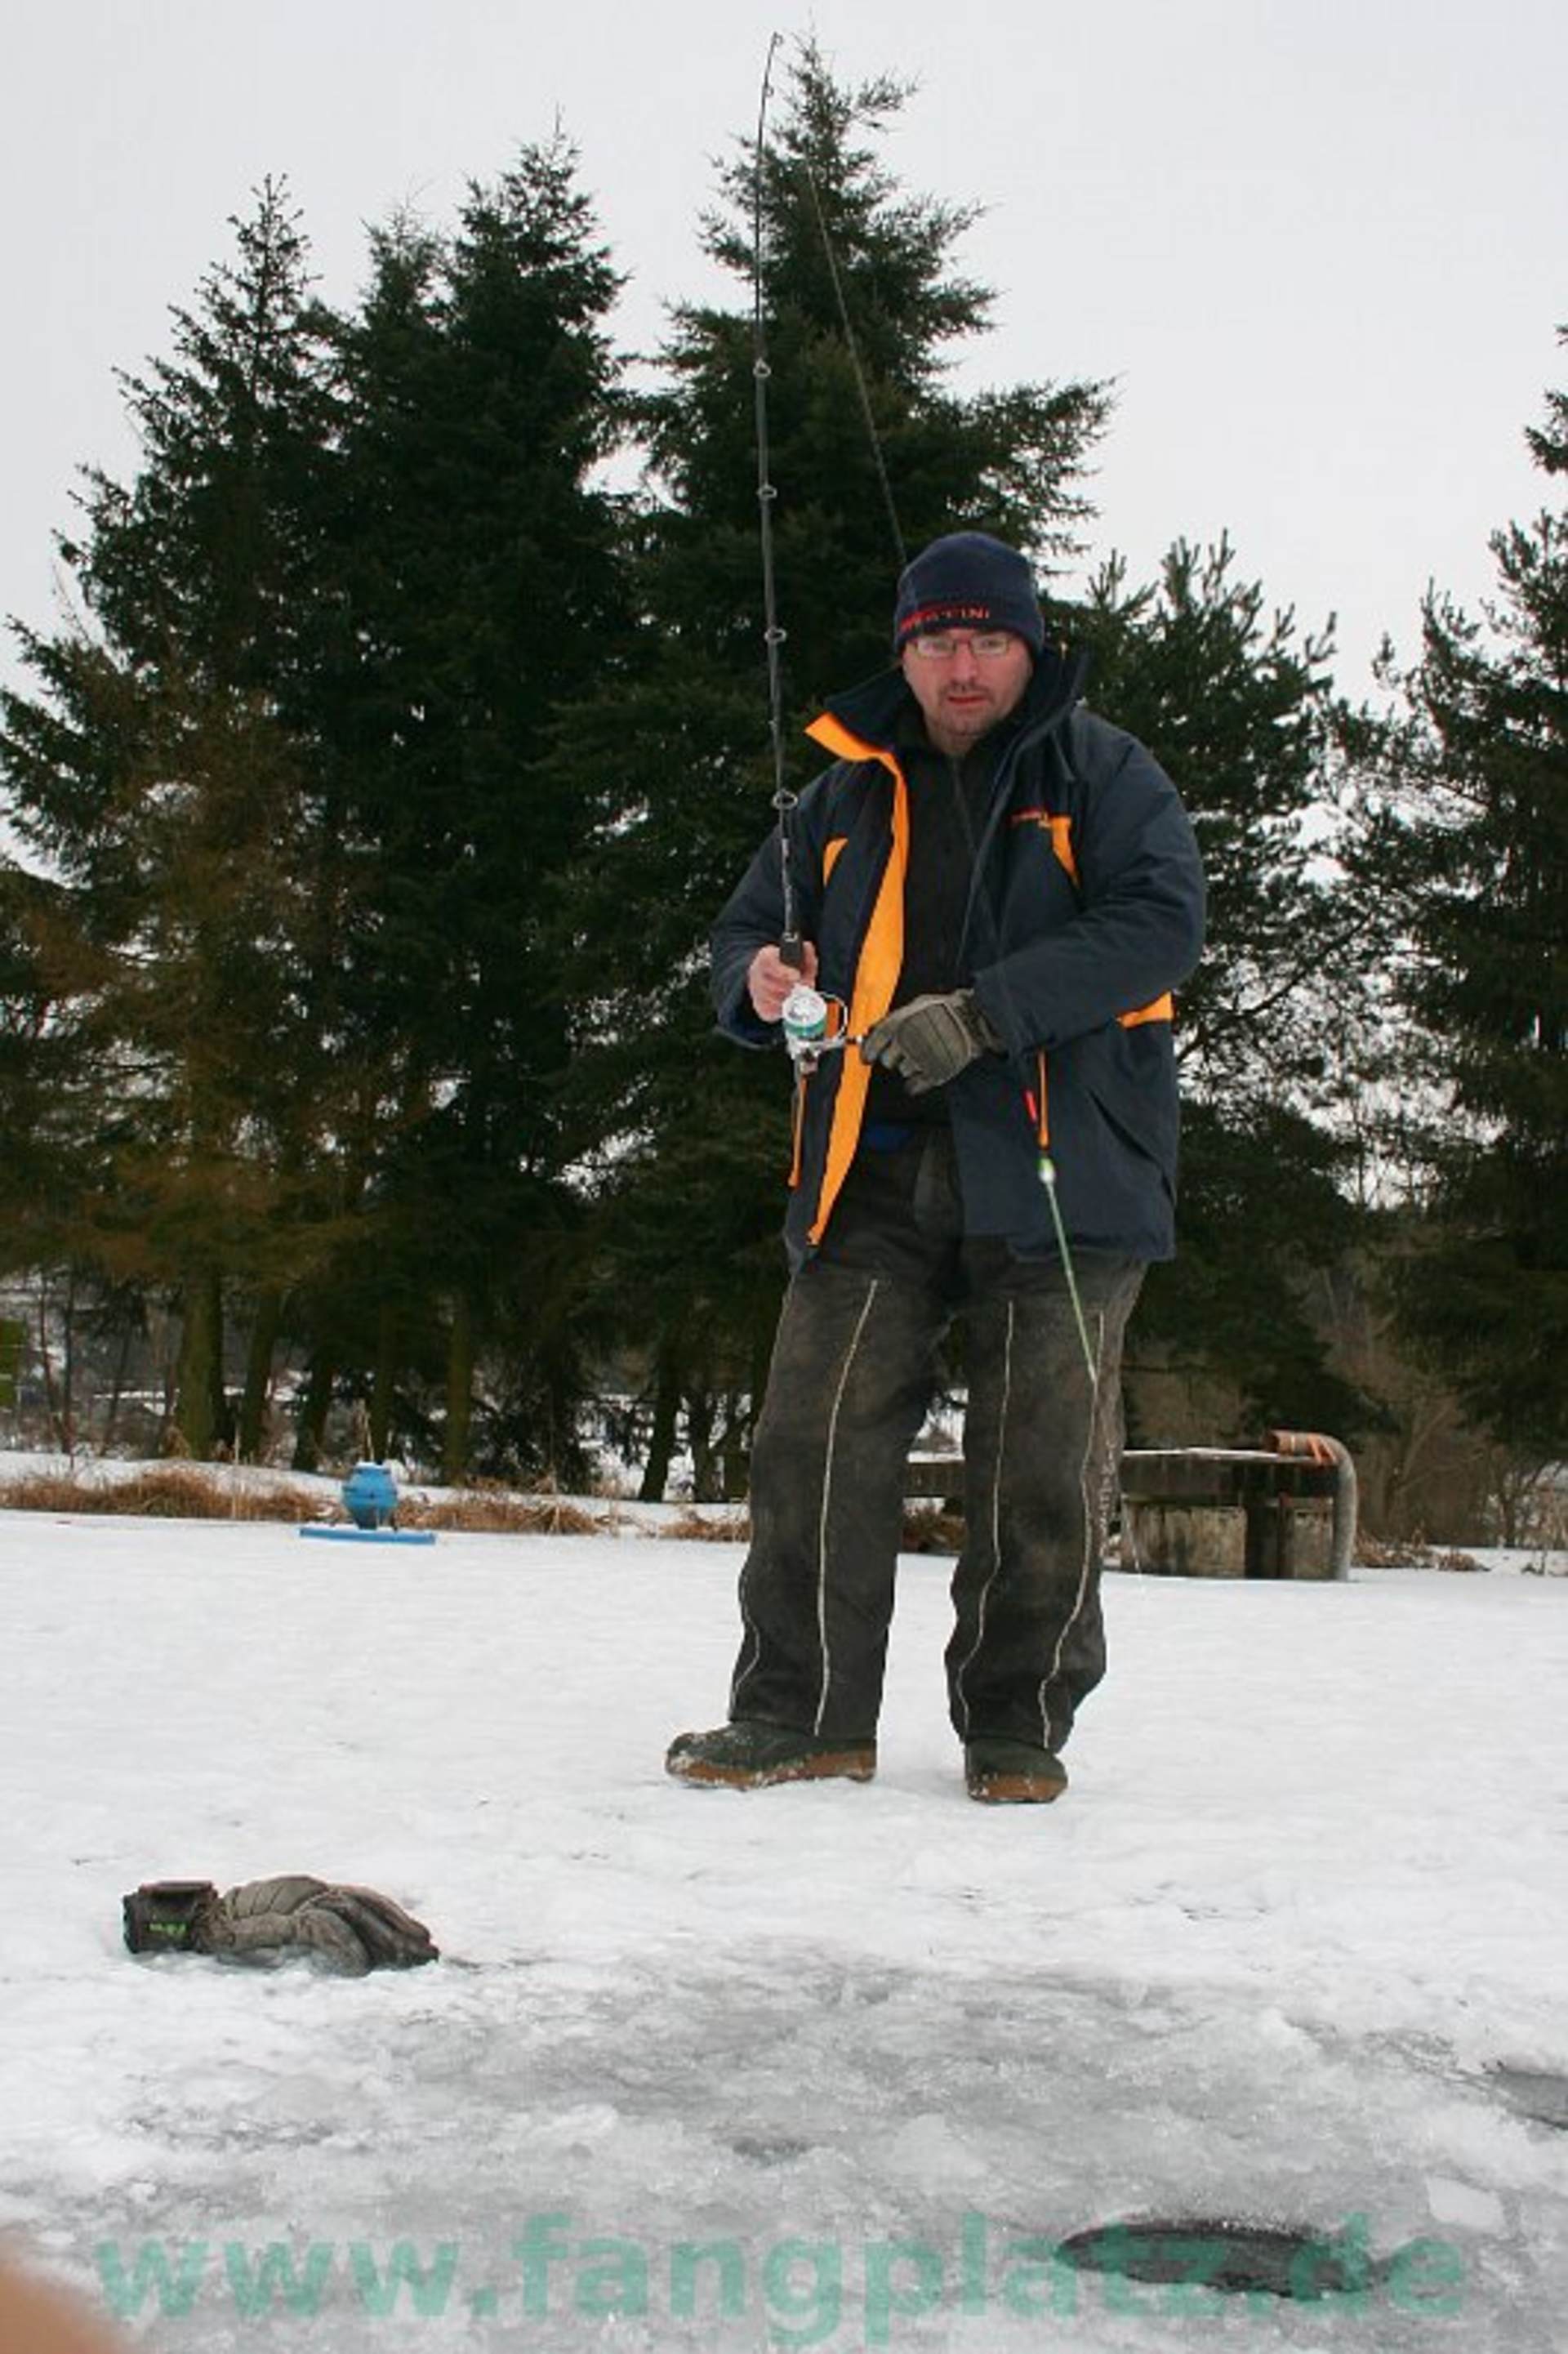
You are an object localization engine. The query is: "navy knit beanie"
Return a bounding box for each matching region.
[893,531,1045,654]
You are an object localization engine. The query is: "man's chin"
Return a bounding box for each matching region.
[930,711,993,753]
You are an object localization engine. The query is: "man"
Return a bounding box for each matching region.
[666,532,1204,1803]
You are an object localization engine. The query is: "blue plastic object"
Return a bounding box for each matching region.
[341,1460,399,1529]
[299,1524,435,1546]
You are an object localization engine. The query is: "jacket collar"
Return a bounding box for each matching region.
[813,640,1090,764]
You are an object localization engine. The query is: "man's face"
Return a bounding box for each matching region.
[900,628,1034,755]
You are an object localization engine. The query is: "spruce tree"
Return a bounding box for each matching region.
[1356,334,1568,1453]
[1071,539,1372,1433]
[0,865,93,1276]
[0,183,352,1456]
[550,42,1111,1495]
[318,136,632,1480]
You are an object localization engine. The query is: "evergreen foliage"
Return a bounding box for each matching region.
[1,56,1556,1506]
[1071,540,1371,1432]
[1,149,634,1473]
[0,183,350,1456]
[1352,335,1568,1452]
[313,135,634,1480]
[548,43,1111,1491]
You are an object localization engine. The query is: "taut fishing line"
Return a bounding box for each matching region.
[801,158,906,576]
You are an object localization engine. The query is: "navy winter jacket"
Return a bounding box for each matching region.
[710,646,1205,1268]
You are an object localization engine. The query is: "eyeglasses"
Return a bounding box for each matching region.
[906,631,1019,662]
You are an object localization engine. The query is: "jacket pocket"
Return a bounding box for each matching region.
[1076,1026,1179,1192]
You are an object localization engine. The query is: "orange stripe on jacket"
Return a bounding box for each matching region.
[1009,806,1078,885]
[797,733,1174,1233]
[803,715,909,1243]
[1013,808,1173,1030]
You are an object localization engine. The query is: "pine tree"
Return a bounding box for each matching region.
[0,184,354,1455]
[1356,333,1568,1452]
[550,41,1111,1495]
[316,136,633,1480]
[0,865,93,1273]
[1071,539,1373,1433]
[2,149,635,1476]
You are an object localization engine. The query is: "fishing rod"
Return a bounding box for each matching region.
[753,49,870,1081]
[752,33,802,976]
[753,39,876,1081]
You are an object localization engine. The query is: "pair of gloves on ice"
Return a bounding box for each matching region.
[123,1875,438,1975]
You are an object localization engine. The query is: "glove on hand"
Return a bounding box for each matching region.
[202,1877,439,1973]
[859,989,1002,1095]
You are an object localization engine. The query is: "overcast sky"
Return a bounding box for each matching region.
[2,0,1564,709]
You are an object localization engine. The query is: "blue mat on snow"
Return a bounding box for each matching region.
[298,1524,437,1545]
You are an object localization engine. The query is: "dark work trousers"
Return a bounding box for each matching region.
[729,1129,1145,1752]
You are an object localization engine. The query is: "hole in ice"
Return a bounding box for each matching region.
[1490,2066,1568,2130]
[730,2134,813,2165]
[1054,2216,1387,2302]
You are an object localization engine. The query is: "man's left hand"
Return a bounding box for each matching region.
[860,990,1002,1094]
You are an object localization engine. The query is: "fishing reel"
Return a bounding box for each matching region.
[781,983,858,1072]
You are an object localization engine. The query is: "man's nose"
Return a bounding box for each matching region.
[947,641,982,679]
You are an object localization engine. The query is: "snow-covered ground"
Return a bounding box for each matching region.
[2,1505,1566,2352]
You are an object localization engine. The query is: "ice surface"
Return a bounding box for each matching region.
[2,1507,1565,2350]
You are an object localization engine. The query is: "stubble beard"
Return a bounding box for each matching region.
[926,700,999,757]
